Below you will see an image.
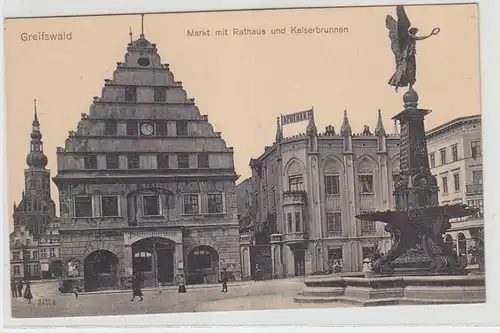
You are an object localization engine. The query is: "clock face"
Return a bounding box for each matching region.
[140,123,154,136]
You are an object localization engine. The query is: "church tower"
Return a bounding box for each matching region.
[13,100,56,238]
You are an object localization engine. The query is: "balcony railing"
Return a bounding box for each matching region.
[282,191,307,206]
[327,230,343,238]
[466,184,483,195]
[283,232,308,243]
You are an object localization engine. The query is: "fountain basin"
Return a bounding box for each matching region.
[293,273,485,306]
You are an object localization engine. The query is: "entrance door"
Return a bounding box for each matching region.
[294,251,305,276]
[157,248,174,284]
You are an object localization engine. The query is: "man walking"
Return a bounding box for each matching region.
[11,279,18,298]
[16,280,24,298]
[221,268,228,292]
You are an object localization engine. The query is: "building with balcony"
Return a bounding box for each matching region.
[240,110,400,278]
[53,26,240,292]
[426,115,483,262]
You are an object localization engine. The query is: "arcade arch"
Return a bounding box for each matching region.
[83,250,119,292]
[131,237,176,287]
[186,245,219,285]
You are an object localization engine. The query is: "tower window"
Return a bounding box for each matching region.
[358,175,374,193]
[440,148,447,165]
[101,196,120,217]
[471,140,481,159]
[288,175,304,192]
[84,155,98,170]
[451,145,458,162]
[143,195,161,216]
[197,154,209,168]
[126,120,138,136]
[327,212,342,232]
[453,173,460,191]
[183,194,200,215]
[104,120,117,135]
[128,154,140,169]
[156,120,168,136]
[125,87,137,102]
[207,193,223,214]
[154,87,167,102]
[177,154,190,168]
[442,176,449,194]
[157,153,169,169]
[74,196,93,218]
[106,154,119,169]
[295,212,302,232]
[176,120,188,136]
[429,153,436,168]
[325,175,340,195]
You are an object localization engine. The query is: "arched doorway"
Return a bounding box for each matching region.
[132,237,175,288]
[444,234,453,252]
[187,246,219,285]
[83,250,119,292]
[457,233,467,256]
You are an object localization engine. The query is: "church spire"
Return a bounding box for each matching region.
[26,99,48,168]
[375,109,386,136]
[340,110,352,136]
[129,26,133,44]
[140,14,145,39]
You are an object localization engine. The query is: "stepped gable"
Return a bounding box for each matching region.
[58,32,233,157]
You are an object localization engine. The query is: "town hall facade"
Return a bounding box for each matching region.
[53,28,241,291]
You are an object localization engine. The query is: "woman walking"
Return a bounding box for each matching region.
[23,281,33,304]
[130,275,143,302]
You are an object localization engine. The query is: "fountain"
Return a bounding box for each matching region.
[294,5,485,306]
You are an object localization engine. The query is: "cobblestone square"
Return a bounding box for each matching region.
[11,278,350,319]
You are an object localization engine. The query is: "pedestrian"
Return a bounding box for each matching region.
[130,275,143,302]
[23,281,33,304]
[157,282,163,295]
[254,264,260,282]
[73,284,80,299]
[11,279,18,298]
[221,268,228,292]
[17,279,24,298]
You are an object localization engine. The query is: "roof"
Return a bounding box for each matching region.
[426,115,481,139]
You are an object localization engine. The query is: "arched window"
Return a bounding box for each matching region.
[457,233,467,256]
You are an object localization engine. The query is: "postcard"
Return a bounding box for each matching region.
[3,2,486,325]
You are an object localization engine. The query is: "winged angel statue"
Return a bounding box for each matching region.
[386,6,440,92]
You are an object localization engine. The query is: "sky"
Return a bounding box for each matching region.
[3,4,480,228]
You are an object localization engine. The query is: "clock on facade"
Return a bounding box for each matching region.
[140,122,154,136]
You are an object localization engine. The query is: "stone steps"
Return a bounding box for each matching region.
[294,294,485,306]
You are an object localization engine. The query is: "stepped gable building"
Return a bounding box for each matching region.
[240,110,400,279]
[53,24,241,291]
[426,115,483,263]
[12,102,57,238]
